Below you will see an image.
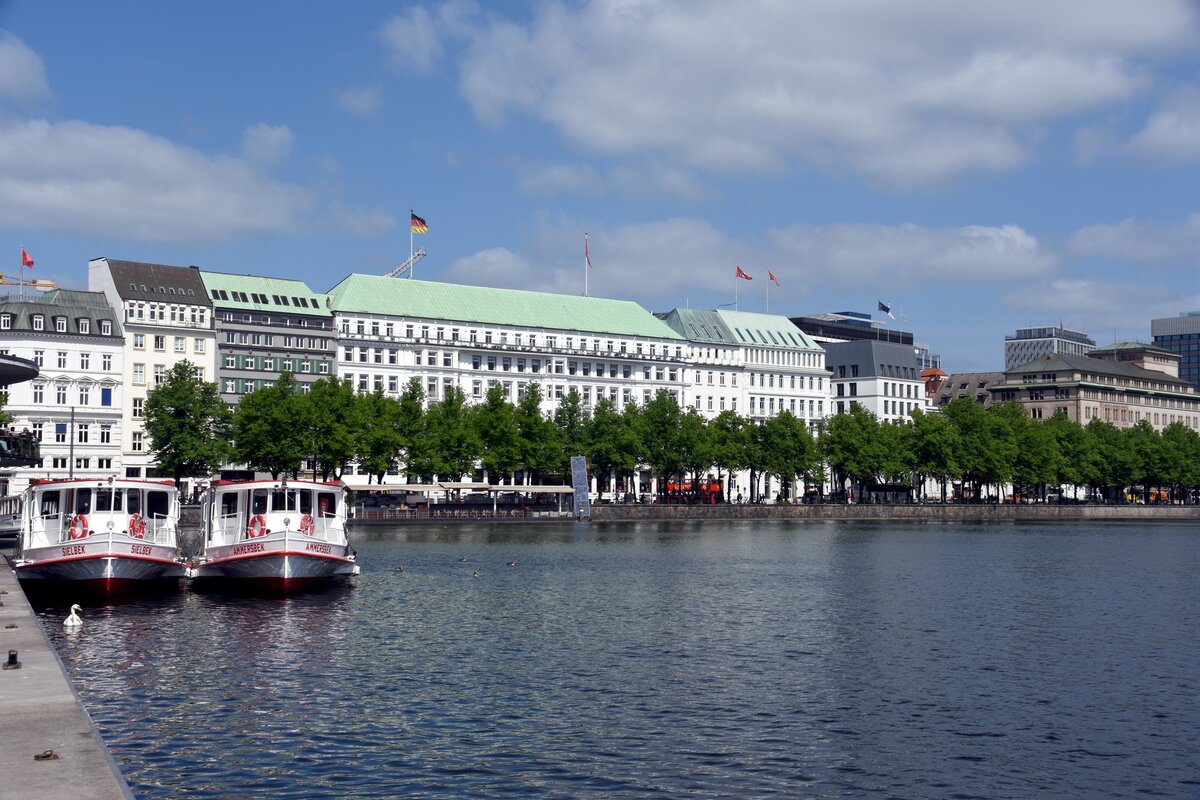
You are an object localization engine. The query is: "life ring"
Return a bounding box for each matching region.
[127,513,146,539]
[299,514,315,535]
[68,514,90,540]
[246,514,268,538]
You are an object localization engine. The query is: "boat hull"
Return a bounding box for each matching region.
[189,547,359,593]
[15,551,186,597]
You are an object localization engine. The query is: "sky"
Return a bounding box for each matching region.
[2,1,1200,371]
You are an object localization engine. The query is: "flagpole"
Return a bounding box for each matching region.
[409,209,414,279]
[765,277,769,314]
[734,272,738,311]
[584,232,589,297]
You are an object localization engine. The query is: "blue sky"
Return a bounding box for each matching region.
[3,1,1200,370]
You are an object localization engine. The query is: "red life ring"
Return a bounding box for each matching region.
[299,513,315,535]
[246,514,268,538]
[128,513,146,539]
[68,514,90,540]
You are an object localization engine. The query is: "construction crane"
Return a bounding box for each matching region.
[385,248,427,279]
[0,275,56,289]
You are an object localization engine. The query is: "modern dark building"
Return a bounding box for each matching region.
[1004,325,1095,371]
[790,311,914,346]
[1151,312,1200,392]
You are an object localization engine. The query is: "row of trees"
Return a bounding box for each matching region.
[143,362,1200,503]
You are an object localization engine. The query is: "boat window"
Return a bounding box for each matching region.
[40,490,60,517]
[317,492,337,517]
[271,489,298,511]
[220,492,239,518]
[74,488,92,515]
[252,489,269,515]
[299,490,313,515]
[146,491,170,520]
[95,488,123,512]
[126,489,141,515]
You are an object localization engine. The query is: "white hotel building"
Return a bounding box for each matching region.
[327,274,688,417]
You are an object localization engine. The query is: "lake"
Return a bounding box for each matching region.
[36,520,1200,798]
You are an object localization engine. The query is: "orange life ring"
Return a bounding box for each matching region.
[299,513,315,535]
[68,514,90,540]
[128,513,146,539]
[246,514,268,538]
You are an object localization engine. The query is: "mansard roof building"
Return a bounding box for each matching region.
[0,289,124,494]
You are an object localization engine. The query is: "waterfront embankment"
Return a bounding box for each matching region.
[0,562,132,800]
[590,503,1200,523]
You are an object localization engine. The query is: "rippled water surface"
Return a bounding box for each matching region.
[35,520,1200,798]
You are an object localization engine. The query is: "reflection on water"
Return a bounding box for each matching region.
[37,521,1200,799]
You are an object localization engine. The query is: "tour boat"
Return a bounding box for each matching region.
[12,477,186,595]
[0,494,22,543]
[189,478,359,591]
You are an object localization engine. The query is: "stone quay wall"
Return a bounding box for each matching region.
[590,503,1200,523]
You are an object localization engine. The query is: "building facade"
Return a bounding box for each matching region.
[88,258,217,484]
[990,345,1200,430]
[823,340,925,422]
[1150,312,1200,392]
[1004,325,1095,371]
[198,270,337,405]
[0,289,125,494]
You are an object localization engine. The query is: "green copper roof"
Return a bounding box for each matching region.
[327,274,682,339]
[716,310,822,350]
[658,308,737,344]
[198,270,331,317]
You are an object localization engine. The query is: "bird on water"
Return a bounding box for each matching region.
[63,604,83,627]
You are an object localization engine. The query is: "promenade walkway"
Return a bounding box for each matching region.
[0,561,132,800]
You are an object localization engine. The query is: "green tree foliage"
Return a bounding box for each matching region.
[552,388,589,473]
[143,361,233,488]
[425,385,480,484]
[677,408,714,498]
[232,372,306,478]
[709,410,750,498]
[585,397,640,493]
[760,410,815,501]
[908,408,960,501]
[300,378,359,480]
[475,383,522,483]
[637,389,684,496]
[355,389,405,484]
[516,383,562,481]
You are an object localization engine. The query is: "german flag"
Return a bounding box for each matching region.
[411,212,428,234]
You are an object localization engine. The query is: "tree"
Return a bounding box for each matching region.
[1087,419,1137,502]
[355,389,405,484]
[232,372,306,479]
[516,383,562,482]
[394,378,428,479]
[298,378,358,480]
[552,388,589,474]
[585,397,639,494]
[143,360,233,489]
[760,410,813,502]
[820,404,879,502]
[425,386,480,484]
[709,410,750,501]
[677,408,714,500]
[1125,419,1163,503]
[908,408,960,501]
[475,384,522,483]
[637,389,683,498]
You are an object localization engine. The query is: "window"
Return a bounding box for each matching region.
[101,320,112,335]
[33,350,43,366]
[33,383,44,403]
[132,432,143,452]
[79,386,90,405]
[32,314,44,331]
[57,351,67,368]
[80,353,90,370]
[55,423,67,443]
[133,363,145,384]
[100,425,112,444]
[56,384,67,404]
[133,398,144,418]
[79,319,90,334]
[174,337,186,352]
[134,334,145,350]
[0,314,9,330]
[154,335,165,351]
[77,424,89,444]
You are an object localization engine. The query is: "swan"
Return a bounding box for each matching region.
[63,604,83,627]
[506,560,516,567]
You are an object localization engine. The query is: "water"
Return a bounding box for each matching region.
[35,521,1200,799]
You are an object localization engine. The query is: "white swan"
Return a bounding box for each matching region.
[63,604,83,627]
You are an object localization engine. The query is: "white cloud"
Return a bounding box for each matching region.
[517,160,710,200]
[1003,278,1200,334]
[240,123,293,171]
[0,118,317,242]
[1128,88,1200,163]
[380,6,445,72]
[440,216,1055,311]
[424,0,1198,186]
[1069,215,1200,263]
[0,33,49,103]
[324,202,396,237]
[337,86,382,115]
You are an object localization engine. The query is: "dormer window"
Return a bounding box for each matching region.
[32,314,44,331]
[78,319,90,334]
[0,314,9,330]
[100,320,112,335]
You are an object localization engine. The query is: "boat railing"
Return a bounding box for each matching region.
[147,512,175,546]
[216,511,243,543]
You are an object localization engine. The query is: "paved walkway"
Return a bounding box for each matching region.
[0,561,132,800]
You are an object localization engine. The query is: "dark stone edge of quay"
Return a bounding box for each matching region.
[0,558,135,800]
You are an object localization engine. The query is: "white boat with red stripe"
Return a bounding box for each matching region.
[189,478,359,591]
[13,477,185,596]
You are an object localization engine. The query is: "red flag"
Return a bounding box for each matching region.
[585,234,592,269]
[768,270,780,286]
[735,265,752,280]
[21,247,34,268]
